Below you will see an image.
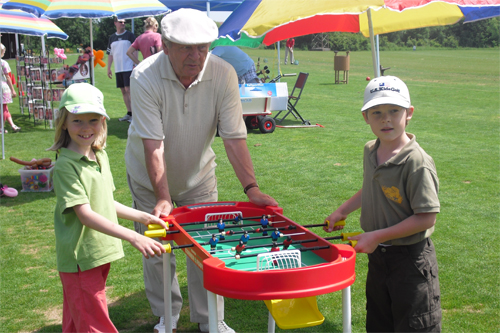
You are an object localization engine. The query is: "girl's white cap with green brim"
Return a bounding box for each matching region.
[59,83,109,120]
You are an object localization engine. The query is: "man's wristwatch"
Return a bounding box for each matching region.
[244,182,259,194]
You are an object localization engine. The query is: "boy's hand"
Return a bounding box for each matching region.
[324,211,347,232]
[349,231,380,254]
[130,233,166,259]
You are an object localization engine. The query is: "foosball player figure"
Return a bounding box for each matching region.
[271,241,280,265]
[283,236,293,250]
[260,214,269,236]
[234,240,246,255]
[217,219,226,240]
[233,214,242,224]
[209,234,219,253]
[240,230,250,244]
[271,228,281,241]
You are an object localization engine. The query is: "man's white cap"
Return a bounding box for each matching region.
[161,8,218,45]
[361,76,411,112]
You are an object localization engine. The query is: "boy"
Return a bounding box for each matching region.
[324,76,442,332]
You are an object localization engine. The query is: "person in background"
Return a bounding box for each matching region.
[284,38,295,65]
[47,83,167,333]
[1,43,21,133]
[125,9,278,333]
[107,17,136,123]
[324,76,441,332]
[211,46,260,84]
[126,16,162,65]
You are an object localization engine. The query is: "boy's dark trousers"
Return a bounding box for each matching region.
[366,238,442,332]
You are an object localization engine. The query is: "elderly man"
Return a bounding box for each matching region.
[125,9,278,333]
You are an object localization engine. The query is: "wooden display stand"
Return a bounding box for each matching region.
[334,51,350,84]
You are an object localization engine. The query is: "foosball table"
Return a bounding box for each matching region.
[145,201,357,333]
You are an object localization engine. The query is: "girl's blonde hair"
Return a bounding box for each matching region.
[1,43,5,58]
[144,16,158,30]
[47,107,108,152]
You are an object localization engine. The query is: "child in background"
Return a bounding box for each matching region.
[1,43,21,133]
[324,76,441,332]
[47,83,167,333]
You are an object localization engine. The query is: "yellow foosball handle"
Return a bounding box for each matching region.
[145,229,167,238]
[325,219,346,229]
[148,224,165,230]
[163,243,172,253]
[340,232,362,241]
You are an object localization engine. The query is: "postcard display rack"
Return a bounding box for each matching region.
[16,49,91,129]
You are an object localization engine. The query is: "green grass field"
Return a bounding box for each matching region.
[1,47,499,332]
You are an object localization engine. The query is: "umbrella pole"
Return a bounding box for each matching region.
[367,8,379,78]
[90,19,95,86]
[277,41,281,78]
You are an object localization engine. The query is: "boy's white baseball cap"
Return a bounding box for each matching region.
[361,76,411,112]
[59,83,109,120]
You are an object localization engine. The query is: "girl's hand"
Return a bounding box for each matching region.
[130,234,166,259]
[324,211,347,232]
[11,90,17,98]
[139,212,168,229]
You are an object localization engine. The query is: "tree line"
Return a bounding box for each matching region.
[15,16,500,55]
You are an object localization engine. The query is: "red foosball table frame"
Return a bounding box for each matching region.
[158,201,356,333]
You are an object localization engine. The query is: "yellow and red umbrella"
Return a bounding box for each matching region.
[217,0,500,76]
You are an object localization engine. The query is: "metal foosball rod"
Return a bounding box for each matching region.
[190,225,298,239]
[162,243,195,253]
[301,220,346,229]
[199,232,305,246]
[324,232,362,247]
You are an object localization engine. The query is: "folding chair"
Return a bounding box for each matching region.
[273,72,311,125]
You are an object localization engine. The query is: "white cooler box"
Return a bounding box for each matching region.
[239,82,288,116]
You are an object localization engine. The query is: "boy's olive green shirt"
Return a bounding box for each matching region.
[53,148,124,273]
[360,133,440,246]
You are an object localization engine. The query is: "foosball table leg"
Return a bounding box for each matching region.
[342,286,352,333]
[207,290,218,333]
[267,312,276,333]
[164,242,173,333]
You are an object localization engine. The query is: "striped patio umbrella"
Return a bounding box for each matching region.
[2,0,171,19]
[2,0,171,85]
[0,0,67,39]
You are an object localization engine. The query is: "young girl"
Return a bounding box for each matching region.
[47,83,167,333]
[1,43,21,133]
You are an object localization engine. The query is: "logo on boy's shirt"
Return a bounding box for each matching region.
[382,186,403,204]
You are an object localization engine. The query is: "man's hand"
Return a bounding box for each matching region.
[107,68,113,79]
[246,187,278,207]
[152,199,173,218]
